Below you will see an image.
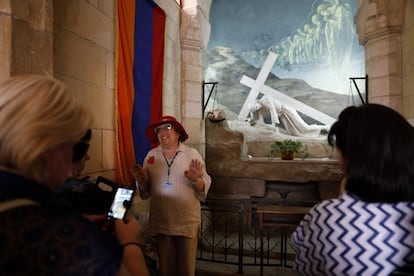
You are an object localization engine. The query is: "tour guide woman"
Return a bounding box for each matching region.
[130,115,212,276]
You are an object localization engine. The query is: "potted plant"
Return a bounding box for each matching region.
[270,139,308,160]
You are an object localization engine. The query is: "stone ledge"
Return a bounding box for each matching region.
[206,119,343,200]
[240,156,337,165]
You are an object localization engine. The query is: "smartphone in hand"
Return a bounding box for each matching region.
[107,187,135,220]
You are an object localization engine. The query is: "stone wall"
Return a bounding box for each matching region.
[53,0,116,180]
[355,0,407,114]
[154,0,182,117]
[0,0,53,83]
[1,0,414,187]
[402,1,414,121]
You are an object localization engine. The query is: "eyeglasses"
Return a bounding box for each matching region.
[154,123,173,134]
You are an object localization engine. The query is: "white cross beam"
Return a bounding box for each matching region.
[238,52,277,120]
[238,51,336,125]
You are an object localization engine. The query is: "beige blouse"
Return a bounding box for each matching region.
[143,143,211,238]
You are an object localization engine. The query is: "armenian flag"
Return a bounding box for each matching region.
[116,0,165,185]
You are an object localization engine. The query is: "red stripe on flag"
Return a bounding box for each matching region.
[149,5,165,147]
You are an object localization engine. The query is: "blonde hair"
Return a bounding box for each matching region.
[0,75,93,183]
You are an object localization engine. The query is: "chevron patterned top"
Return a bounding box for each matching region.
[291,192,414,275]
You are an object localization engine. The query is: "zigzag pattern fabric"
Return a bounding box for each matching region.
[292,192,414,275]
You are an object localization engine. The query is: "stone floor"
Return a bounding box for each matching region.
[195,260,297,276]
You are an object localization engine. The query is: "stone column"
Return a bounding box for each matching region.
[355,0,405,112]
[180,0,211,155]
[402,0,414,122]
[0,0,53,83]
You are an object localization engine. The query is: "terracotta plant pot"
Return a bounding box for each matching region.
[280,151,295,160]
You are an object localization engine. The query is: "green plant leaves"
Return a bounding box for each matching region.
[270,139,308,158]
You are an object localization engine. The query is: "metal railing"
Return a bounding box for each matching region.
[197,199,296,273]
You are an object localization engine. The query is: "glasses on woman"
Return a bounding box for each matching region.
[154,123,173,134]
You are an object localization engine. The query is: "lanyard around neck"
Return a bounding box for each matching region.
[162,151,179,179]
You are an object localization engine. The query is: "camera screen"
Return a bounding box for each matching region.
[107,187,134,220]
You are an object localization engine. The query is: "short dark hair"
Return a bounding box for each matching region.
[328,105,357,154]
[341,104,414,203]
[72,129,92,162]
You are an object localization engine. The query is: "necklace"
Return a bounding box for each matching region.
[162,151,179,182]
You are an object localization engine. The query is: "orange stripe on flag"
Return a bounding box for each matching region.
[115,0,136,185]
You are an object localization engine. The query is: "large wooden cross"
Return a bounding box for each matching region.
[238,51,336,125]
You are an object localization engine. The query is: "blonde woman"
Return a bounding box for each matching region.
[0,75,148,275]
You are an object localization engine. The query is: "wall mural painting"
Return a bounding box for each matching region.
[205,0,365,138]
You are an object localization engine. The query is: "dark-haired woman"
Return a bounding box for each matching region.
[292,104,414,275]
